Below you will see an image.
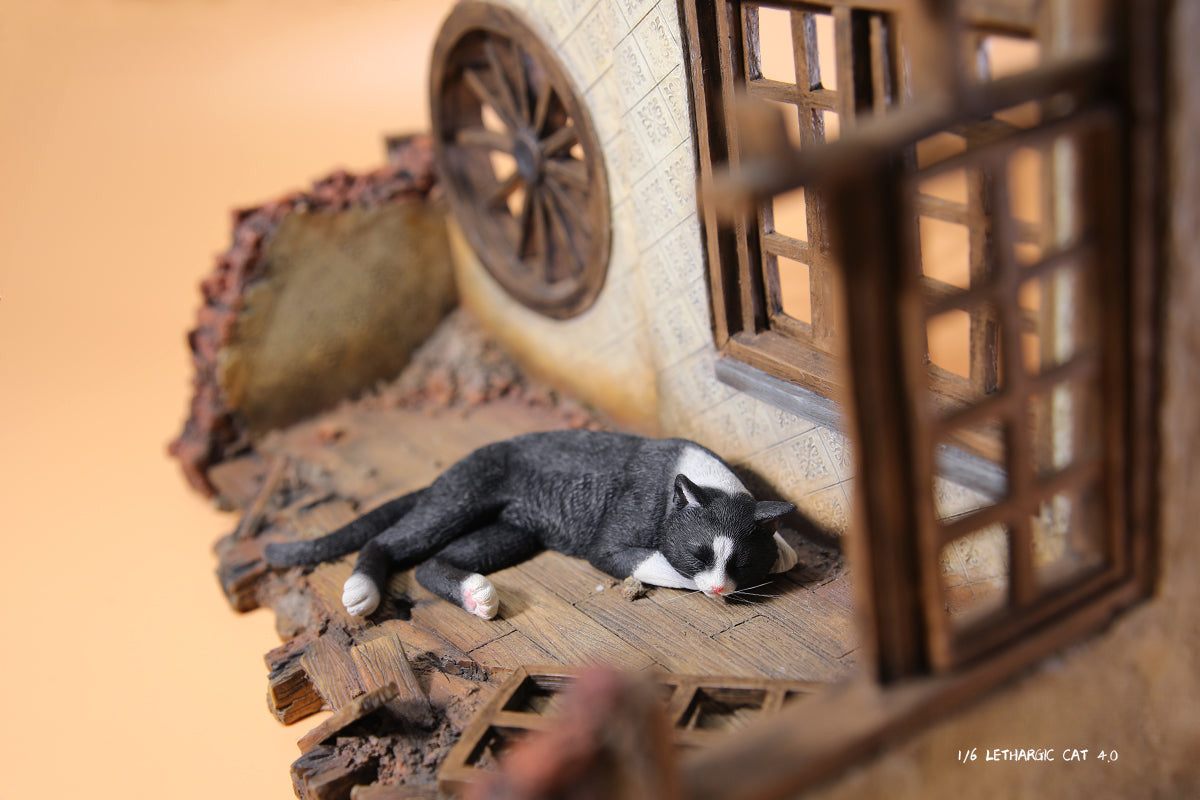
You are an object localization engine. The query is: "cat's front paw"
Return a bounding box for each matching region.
[342,573,381,617]
[771,532,799,574]
[461,574,499,620]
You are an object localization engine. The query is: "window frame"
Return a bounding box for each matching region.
[692,0,1075,436]
[681,0,1163,698]
[674,0,1164,794]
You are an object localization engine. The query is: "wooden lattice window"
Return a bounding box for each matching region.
[786,35,1159,683]
[690,0,1061,430]
[685,0,1161,685]
[691,0,903,399]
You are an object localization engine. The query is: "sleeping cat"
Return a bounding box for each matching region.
[264,430,800,619]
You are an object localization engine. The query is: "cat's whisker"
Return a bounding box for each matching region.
[664,588,707,601]
[735,581,774,594]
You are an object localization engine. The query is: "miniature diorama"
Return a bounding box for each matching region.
[172,0,1200,797]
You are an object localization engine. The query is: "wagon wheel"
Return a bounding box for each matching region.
[430,2,611,319]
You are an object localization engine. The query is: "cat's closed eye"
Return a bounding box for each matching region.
[692,543,713,564]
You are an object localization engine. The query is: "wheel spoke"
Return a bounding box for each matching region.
[488,171,523,207]
[463,68,520,130]
[517,183,537,258]
[484,40,521,126]
[530,190,551,279]
[541,123,578,157]
[532,80,553,137]
[542,182,585,273]
[454,127,514,152]
[544,176,590,239]
[507,43,531,124]
[544,158,588,190]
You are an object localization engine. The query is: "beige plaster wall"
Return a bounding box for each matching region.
[455,0,862,537]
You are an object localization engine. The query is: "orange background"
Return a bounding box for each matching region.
[0,1,453,797]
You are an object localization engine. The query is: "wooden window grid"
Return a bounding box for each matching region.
[438,666,824,795]
[798,55,1157,683]
[684,0,1161,684]
[692,0,1068,439]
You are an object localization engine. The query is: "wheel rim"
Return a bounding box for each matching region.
[431,3,611,319]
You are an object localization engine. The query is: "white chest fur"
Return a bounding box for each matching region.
[674,445,748,496]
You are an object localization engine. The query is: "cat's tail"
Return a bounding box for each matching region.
[263,489,426,567]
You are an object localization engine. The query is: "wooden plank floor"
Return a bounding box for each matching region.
[218,398,857,685]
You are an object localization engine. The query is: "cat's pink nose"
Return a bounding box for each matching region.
[710,585,726,596]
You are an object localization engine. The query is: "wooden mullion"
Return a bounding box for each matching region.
[920,274,963,307]
[926,241,1088,317]
[916,192,970,226]
[796,88,840,111]
[682,0,739,345]
[720,1,765,332]
[1121,0,1163,597]
[742,2,762,80]
[868,12,890,113]
[787,9,836,344]
[950,562,1127,666]
[932,349,1100,441]
[745,78,803,104]
[792,9,820,93]
[1082,117,1131,579]
[939,458,1100,547]
[762,230,813,263]
[988,159,1040,607]
[833,7,855,125]
[965,154,1001,396]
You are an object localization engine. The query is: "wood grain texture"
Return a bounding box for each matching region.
[301,631,366,711]
[469,631,560,669]
[575,591,763,677]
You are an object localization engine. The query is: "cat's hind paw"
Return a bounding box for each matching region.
[461,574,499,620]
[342,573,381,617]
[771,532,799,574]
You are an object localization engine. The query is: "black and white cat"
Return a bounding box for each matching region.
[264,430,800,619]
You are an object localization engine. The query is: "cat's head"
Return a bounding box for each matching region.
[660,474,795,599]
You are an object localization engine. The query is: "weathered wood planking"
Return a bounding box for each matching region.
[509,551,617,605]
[497,580,655,670]
[300,631,366,711]
[351,632,432,726]
[714,616,848,682]
[760,582,858,662]
[575,590,765,678]
[407,582,515,653]
[469,630,561,668]
[644,584,763,637]
[357,618,475,671]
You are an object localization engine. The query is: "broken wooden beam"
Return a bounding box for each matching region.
[292,743,379,800]
[268,658,325,726]
[214,535,269,612]
[352,632,436,730]
[301,629,366,711]
[298,684,403,753]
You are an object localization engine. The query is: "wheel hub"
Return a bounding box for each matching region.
[513,134,541,184]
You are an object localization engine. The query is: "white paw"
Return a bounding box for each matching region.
[461,573,499,620]
[342,573,381,617]
[771,532,799,574]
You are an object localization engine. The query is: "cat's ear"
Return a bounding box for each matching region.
[754,501,795,522]
[673,474,704,511]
